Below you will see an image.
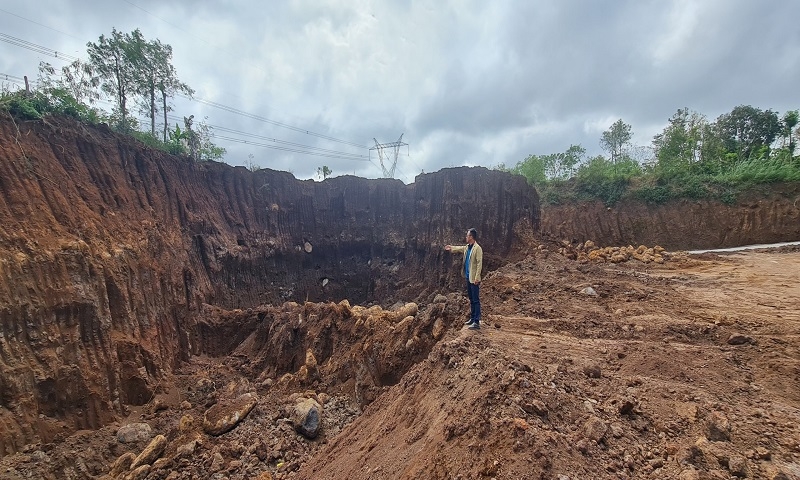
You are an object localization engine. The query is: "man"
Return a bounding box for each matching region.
[445,228,483,330]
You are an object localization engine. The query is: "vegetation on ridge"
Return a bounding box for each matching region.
[498,107,800,205]
[0,28,224,162]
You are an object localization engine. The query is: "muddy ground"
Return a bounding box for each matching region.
[1,244,799,480]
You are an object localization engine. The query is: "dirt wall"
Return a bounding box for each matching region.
[0,115,539,455]
[540,184,800,250]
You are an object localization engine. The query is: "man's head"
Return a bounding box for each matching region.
[466,228,478,244]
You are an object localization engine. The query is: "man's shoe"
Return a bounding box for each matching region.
[468,322,480,330]
[464,318,475,325]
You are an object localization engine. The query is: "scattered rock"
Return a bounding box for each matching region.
[617,397,637,415]
[582,364,601,378]
[179,414,194,433]
[130,434,167,470]
[727,454,750,477]
[109,452,136,477]
[707,411,731,442]
[727,334,754,345]
[116,423,153,444]
[678,468,701,480]
[175,439,199,458]
[580,286,598,296]
[126,464,151,480]
[575,438,590,454]
[522,399,548,417]
[583,416,608,442]
[203,392,258,436]
[292,397,323,439]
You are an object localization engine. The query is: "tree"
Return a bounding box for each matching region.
[128,33,193,140]
[317,165,332,180]
[38,60,100,106]
[714,105,780,161]
[652,108,713,175]
[600,119,633,168]
[87,28,138,131]
[780,110,798,155]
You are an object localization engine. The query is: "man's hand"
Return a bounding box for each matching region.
[444,245,452,251]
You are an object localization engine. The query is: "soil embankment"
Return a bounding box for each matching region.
[0,114,538,456]
[539,185,800,250]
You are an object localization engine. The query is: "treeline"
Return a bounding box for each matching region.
[0,28,224,161]
[500,106,800,205]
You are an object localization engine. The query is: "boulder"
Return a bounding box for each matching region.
[203,392,258,436]
[130,434,167,470]
[116,423,152,444]
[109,452,136,477]
[292,398,323,439]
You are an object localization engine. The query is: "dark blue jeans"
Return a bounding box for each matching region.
[466,281,481,323]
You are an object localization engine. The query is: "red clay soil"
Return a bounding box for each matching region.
[1,246,798,479]
[1,114,799,479]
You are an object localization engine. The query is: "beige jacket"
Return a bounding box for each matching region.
[450,242,483,284]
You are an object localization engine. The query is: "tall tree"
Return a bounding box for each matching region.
[87,28,137,131]
[600,119,633,167]
[714,105,780,160]
[38,60,100,105]
[153,42,193,142]
[130,33,193,139]
[780,110,798,155]
[652,108,708,171]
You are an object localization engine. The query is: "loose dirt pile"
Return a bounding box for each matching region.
[1,244,798,479]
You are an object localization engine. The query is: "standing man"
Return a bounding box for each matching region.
[445,228,483,330]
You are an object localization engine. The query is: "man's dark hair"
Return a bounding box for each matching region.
[468,228,478,241]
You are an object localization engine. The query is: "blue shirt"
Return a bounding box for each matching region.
[465,244,473,279]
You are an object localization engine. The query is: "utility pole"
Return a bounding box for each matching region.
[370,134,408,179]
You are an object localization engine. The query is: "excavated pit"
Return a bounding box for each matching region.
[0,115,540,456]
[2,115,800,479]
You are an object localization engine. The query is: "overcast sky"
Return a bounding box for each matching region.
[2,1,798,183]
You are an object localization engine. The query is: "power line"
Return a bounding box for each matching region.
[0,33,78,62]
[0,72,26,84]
[164,113,369,161]
[2,30,370,154]
[181,94,368,149]
[212,134,372,161]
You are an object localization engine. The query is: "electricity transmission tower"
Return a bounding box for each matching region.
[370,134,408,178]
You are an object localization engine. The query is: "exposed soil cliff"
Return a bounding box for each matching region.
[539,184,800,250]
[0,114,539,456]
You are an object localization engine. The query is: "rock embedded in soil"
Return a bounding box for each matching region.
[116,423,152,444]
[130,434,167,470]
[727,454,750,477]
[203,392,259,436]
[293,397,323,439]
[727,334,755,345]
[582,364,602,378]
[706,411,731,442]
[109,452,136,477]
[583,416,608,442]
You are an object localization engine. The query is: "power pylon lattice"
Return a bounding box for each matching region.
[370,134,408,178]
